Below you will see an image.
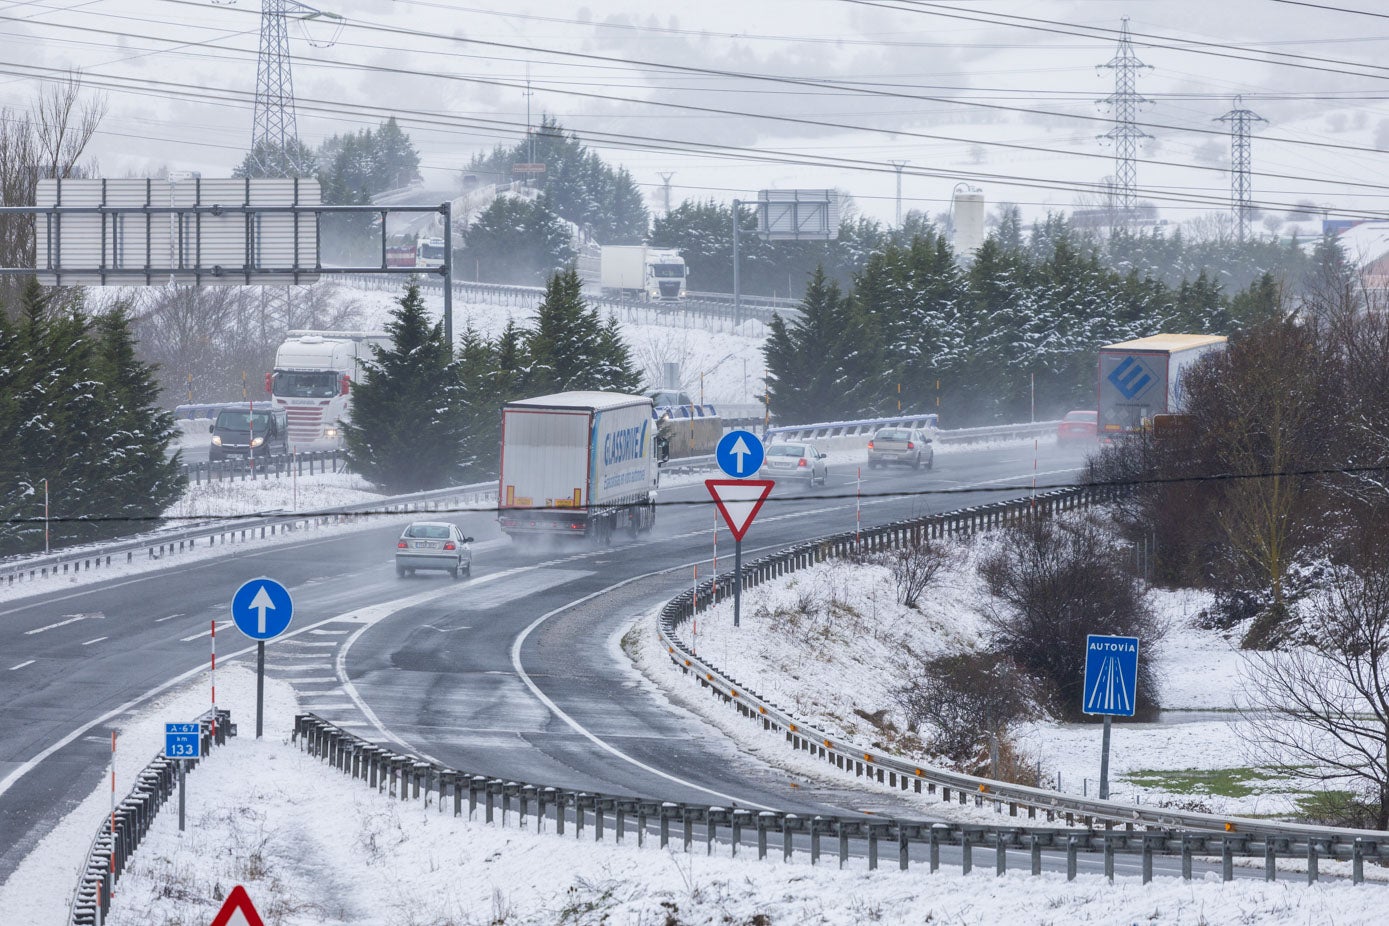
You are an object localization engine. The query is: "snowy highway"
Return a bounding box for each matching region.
[0,441,1092,883]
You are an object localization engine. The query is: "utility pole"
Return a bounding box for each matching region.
[890,160,908,227]
[1096,17,1153,222]
[1215,96,1267,242]
[658,172,675,216]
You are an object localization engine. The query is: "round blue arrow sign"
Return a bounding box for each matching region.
[231,577,294,641]
[715,429,765,479]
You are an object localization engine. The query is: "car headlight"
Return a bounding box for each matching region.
[211,435,222,446]
[250,437,264,447]
[324,427,338,438]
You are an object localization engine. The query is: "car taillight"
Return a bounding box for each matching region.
[867,440,874,450]
[397,541,407,548]
[444,542,456,550]
[798,458,807,467]
[570,522,584,530]
[907,441,915,450]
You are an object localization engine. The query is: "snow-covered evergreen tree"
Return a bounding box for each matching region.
[343,282,470,492]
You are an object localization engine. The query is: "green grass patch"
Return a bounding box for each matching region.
[1122,766,1287,798]
[1295,790,1360,820]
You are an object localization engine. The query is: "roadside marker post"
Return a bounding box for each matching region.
[164,722,200,832]
[230,578,294,738]
[1082,634,1140,801]
[705,479,775,629]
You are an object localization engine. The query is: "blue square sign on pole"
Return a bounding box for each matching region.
[1082,634,1140,717]
[164,722,201,759]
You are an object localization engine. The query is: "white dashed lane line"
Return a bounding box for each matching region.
[180,620,233,642]
[154,613,183,623]
[80,637,107,646]
[8,660,34,671]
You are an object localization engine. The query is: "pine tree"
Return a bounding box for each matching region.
[523,268,643,396]
[455,323,500,479]
[459,196,576,284]
[763,266,885,423]
[344,281,469,492]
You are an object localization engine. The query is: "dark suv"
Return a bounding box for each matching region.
[209,405,289,460]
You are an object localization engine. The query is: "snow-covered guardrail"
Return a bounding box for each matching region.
[767,414,1060,447]
[657,485,1389,862]
[0,482,497,590]
[292,711,1382,885]
[180,450,348,485]
[68,710,233,926]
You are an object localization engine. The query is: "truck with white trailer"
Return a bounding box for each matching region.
[599,246,687,301]
[267,330,389,451]
[497,392,658,542]
[1097,333,1227,438]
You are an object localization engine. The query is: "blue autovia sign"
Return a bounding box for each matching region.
[1106,356,1158,401]
[164,722,201,759]
[716,429,765,479]
[231,577,293,640]
[1082,634,1139,717]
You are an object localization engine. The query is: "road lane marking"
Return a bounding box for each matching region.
[24,613,105,635]
[154,613,182,623]
[309,629,349,635]
[8,660,34,670]
[81,637,107,646]
[180,620,232,642]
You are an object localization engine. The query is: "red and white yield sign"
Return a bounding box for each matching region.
[209,885,265,926]
[706,479,774,541]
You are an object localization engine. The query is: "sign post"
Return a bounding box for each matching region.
[711,429,771,628]
[1081,634,1140,800]
[705,479,774,628]
[163,722,200,832]
[230,578,294,738]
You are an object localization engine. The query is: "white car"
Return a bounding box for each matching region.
[395,522,473,579]
[759,442,829,488]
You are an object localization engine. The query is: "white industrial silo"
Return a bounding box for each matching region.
[952,186,986,259]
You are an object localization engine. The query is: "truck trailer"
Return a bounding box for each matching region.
[497,392,658,542]
[599,246,687,300]
[1097,333,1227,438]
[268,330,389,451]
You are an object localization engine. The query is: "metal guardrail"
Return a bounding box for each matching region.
[291,712,1383,884]
[0,481,497,590]
[180,450,348,485]
[68,710,234,926]
[656,484,1389,857]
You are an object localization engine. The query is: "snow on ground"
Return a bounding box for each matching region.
[650,527,1331,819]
[5,663,1380,926]
[163,470,383,521]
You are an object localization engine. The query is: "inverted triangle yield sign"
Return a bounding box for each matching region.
[706,479,774,541]
[209,885,265,926]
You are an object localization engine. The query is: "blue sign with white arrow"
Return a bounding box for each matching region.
[715,429,765,479]
[231,577,293,641]
[1082,634,1139,717]
[164,722,201,759]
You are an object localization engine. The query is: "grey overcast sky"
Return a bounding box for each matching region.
[3,0,1388,224]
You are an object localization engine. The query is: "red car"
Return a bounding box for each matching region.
[1057,409,1098,443]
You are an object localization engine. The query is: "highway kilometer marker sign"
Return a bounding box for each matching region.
[164,723,200,759]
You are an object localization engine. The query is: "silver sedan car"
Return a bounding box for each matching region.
[758,441,828,488]
[395,522,473,578]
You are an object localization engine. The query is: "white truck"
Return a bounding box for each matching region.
[267,330,389,451]
[1097,333,1227,438]
[497,392,658,542]
[599,246,687,301]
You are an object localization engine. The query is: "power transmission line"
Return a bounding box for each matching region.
[1216,97,1269,241]
[1097,17,1152,220]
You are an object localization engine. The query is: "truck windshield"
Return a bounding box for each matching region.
[273,371,339,398]
[419,242,445,260]
[214,410,271,431]
[652,263,685,278]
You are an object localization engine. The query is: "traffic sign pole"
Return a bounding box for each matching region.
[256,641,265,739]
[178,759,186,831]
[734,537,743,628]
[1099,715,1112,801]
